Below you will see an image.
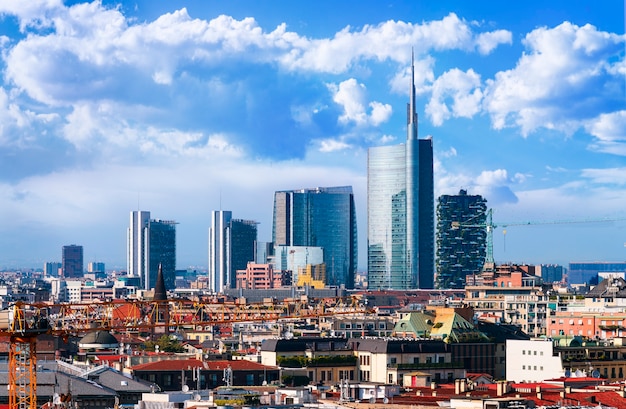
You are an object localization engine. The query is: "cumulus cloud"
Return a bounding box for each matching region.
[329,79,392,127]
[475,29,512,54]
[585,110,626,155]
[483,22,625,136]
[426,68,483,126]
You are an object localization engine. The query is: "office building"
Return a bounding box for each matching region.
[127,211,177,291]
[128,210,150,283]
[272,186,358,288]
[44,262,61,278]
[62,245,83,278]
[568,262,626,285]
[436,189,487,289]
[148,219,177,291]
[208,211,257,293]
[540,264,564,284]
[367,54,434,290]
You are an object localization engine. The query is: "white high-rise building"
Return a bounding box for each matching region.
[128,210,150,285]
[208,210,232,293]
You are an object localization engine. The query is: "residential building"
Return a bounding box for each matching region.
[208,211,257,293]
[506,339,565,383]
[436,189,487,289]
[236,263,284,289]
[367,54,434,290]
[465,264,548,337]
[62,244,83,278]
[272,186,358,288]
[353,338,462,385]
[132,359,279,391]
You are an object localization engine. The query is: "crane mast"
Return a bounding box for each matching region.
[1,296,371,409]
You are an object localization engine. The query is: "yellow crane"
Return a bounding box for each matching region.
[1,296,370,409]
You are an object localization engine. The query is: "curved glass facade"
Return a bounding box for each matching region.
[367,144,408,289]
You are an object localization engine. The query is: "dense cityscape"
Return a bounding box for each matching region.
[1,51,626,409]
[1,2,625,409]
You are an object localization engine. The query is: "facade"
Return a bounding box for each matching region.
[436,189,487,289]
[568,262,626,285]
[274,245,324,284]
[148,219,177,290]
[44,262,61,278]
[208,211,257,293]
[127,211,177,291]
[62,244,83,278]
[506,339,565,383]
[128,210,150,286]
[367,55,434,290]
[465,265,548,337]
[272,186,358,288]
[236,263,284,289]
[540,264,565,283]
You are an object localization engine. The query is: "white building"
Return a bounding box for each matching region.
[128,210,150,286]
[208,210,232,293]
[506,338,564,382]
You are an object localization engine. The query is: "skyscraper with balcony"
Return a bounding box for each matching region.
[367,54,434,290]
[436,189,487,289]
[272,186,358,288]
[127,211,177,291]
[208,211,258,293]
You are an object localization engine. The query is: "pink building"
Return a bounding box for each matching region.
[236,263,284,289]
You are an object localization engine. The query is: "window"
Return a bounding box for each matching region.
[389,373,393,383]
[522,365,526,370]
[390,357,397,364]
[246,374,254,386]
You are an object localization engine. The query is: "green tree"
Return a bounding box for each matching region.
[144,335,185,353]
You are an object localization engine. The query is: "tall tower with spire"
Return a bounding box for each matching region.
[367,51,434,290]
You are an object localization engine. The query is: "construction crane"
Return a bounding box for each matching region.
[451,208,626,267]
[0,295,371,409]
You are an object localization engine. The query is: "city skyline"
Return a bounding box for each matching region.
[0,1,625,270]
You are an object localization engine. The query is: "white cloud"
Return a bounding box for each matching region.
[475,29,512,54]
[329,78,392,127]
[585,110,626,155]
[426,68,482,126]
[580,167,626,186]
[483,22,625,136]
[318,139,351,152]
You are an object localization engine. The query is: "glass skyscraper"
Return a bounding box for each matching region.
[148,219,177,291]
[367,53,434,290]
[208,210,258,293]
[272,186,358,288]
[127,211,177,291]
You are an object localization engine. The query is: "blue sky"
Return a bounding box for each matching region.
[0,0,625,272]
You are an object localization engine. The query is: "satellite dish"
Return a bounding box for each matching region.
[194,394,201,401]
[182,385,190,392]
[383,397,389,404]
[53,393,60,405]
[564,370,571,378]
[592,370,600,378]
